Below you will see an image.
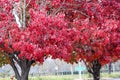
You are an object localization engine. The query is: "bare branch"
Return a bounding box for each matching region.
[12,8,22,28]
[53,0,66,15]
[13,54,21,66]
[23,0,26,28]
[26,0,32,8]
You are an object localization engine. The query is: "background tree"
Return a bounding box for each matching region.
[48,0,120,80]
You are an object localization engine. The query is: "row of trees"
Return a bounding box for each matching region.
[0,0,119,80]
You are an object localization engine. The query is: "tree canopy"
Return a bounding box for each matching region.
[0,0,119,80]
[52,0,120,65]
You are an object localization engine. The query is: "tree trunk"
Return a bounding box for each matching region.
[92,60,101,80]
[9,54,34,80]
[10,57,21,80]
[87,60,101,80]
[20,66,31,80]
[93,69,100,80]
[11,60,32,80]
[108,63,112,74]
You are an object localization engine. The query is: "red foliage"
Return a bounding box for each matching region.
[0,0,80,63]
[0,0,119,66]
[60,0,120,65]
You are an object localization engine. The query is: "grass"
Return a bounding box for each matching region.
[101,72,120,78]
[0,72,119,80]
[29,75,79,80]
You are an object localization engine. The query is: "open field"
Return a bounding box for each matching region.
[0,72,119,80]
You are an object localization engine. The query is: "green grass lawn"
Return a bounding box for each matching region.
[101,72,120,78]
[29,75,79,80]
[0,75,79,80]
[0,72,119,80]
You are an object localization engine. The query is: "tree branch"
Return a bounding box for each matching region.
[9,57,21,80]
[53,0,66,15]
[23,0,26,28]
[12,4,22,28]
[82,60,94,74]
[12,54,22,67]
[26,0,32,8]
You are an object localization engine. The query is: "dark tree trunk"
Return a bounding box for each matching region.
[87,60,101,80]
[9,53,34,80]
[108,63,112,74]
[93,69,100,80]
[20,66,31,80]
[20,62,31,80]
[10,58,21,80]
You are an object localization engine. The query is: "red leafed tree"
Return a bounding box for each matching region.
[0,0,120,80]
[48,0,120,80]
[0,0,79,80]
[61,0,120,80]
